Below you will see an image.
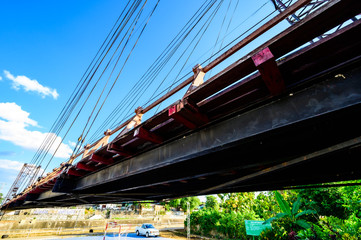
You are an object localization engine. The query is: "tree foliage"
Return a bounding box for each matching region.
[218,192,256,213]
[295,187,346,219]
[186,183,361,239]
[295,181,361,219]
[160,182,361,239]
[189,208,260,239]
[168,198,181,209]
[254,192,278,220]
[180,197,201,212]
[205,195,219,210]
[264,191,316,230]
[162,197,201,212]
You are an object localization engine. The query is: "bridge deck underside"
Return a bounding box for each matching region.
[77,64,361,196]
[4,0,361,209]
[21,62,361,208]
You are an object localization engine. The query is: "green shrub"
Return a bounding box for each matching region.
[187,208,260,239]
[260,218,289,240]
[297,215,361,239]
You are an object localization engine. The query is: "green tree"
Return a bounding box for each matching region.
[337,181,361,218]
[180,197,201,212]
[205,195,219,210]
[218,192,256,213]
[141,202,151,208]
[169,198,181,209]
[159,201,170,211]
[162,197,200,212]
[295,181,361,219]
[296,187,346,219]
[254,192,278,220]
[264,191,316,230]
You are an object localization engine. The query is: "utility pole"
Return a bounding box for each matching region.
[187,202,190,240]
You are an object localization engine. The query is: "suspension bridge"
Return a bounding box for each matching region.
[2,0,361,210]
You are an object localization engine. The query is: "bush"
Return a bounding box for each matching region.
[205,195,219,210]
[298,215,361,240]
[187,208,260,239]
[158,210,166,215]
[260,219,289,240]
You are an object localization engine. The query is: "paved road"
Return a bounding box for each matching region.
[37,233,175,240]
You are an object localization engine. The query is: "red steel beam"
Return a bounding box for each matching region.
[134,127,163,144]
[252,47,285,95]
[76,162,98,172]
[89,154,114,165]
[67,168,85,177]
[107,143,132,157]
[169,105,197,129]
[168,100,208,129]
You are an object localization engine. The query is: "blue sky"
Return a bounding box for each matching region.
[0,0,289,198]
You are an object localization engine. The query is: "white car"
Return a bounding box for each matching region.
[135,223,160,237]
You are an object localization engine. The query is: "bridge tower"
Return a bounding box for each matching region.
[2,164,40,205]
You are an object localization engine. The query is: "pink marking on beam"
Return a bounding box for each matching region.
[251,47,274,67]
[252,47,285,95]
[168,105,177,116]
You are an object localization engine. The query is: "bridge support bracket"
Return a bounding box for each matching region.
[107,143,132,157]
[76,162,98,172]
[186,64,205,94]
[134,127,163,144]
[82,129,112,159]
[252,47,285,95]
[168,99,208,129]
[67,168,86,177]
[89,154,114,165]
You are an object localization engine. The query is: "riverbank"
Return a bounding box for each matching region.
[0,208,186,239]
[2,229,199,240]
[0,222,185,239]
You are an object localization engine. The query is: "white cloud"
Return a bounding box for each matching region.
[0,102,72,159]
[0,102,38,127]
[0,76,2,81]
[0,159,24,171]
[68,140,76,148]
[3,70,59,99]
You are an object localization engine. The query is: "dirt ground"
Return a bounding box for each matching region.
[161,230,188,239]
[161,230,207,239]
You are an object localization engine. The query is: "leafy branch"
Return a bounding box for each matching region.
[264,191,316,229]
